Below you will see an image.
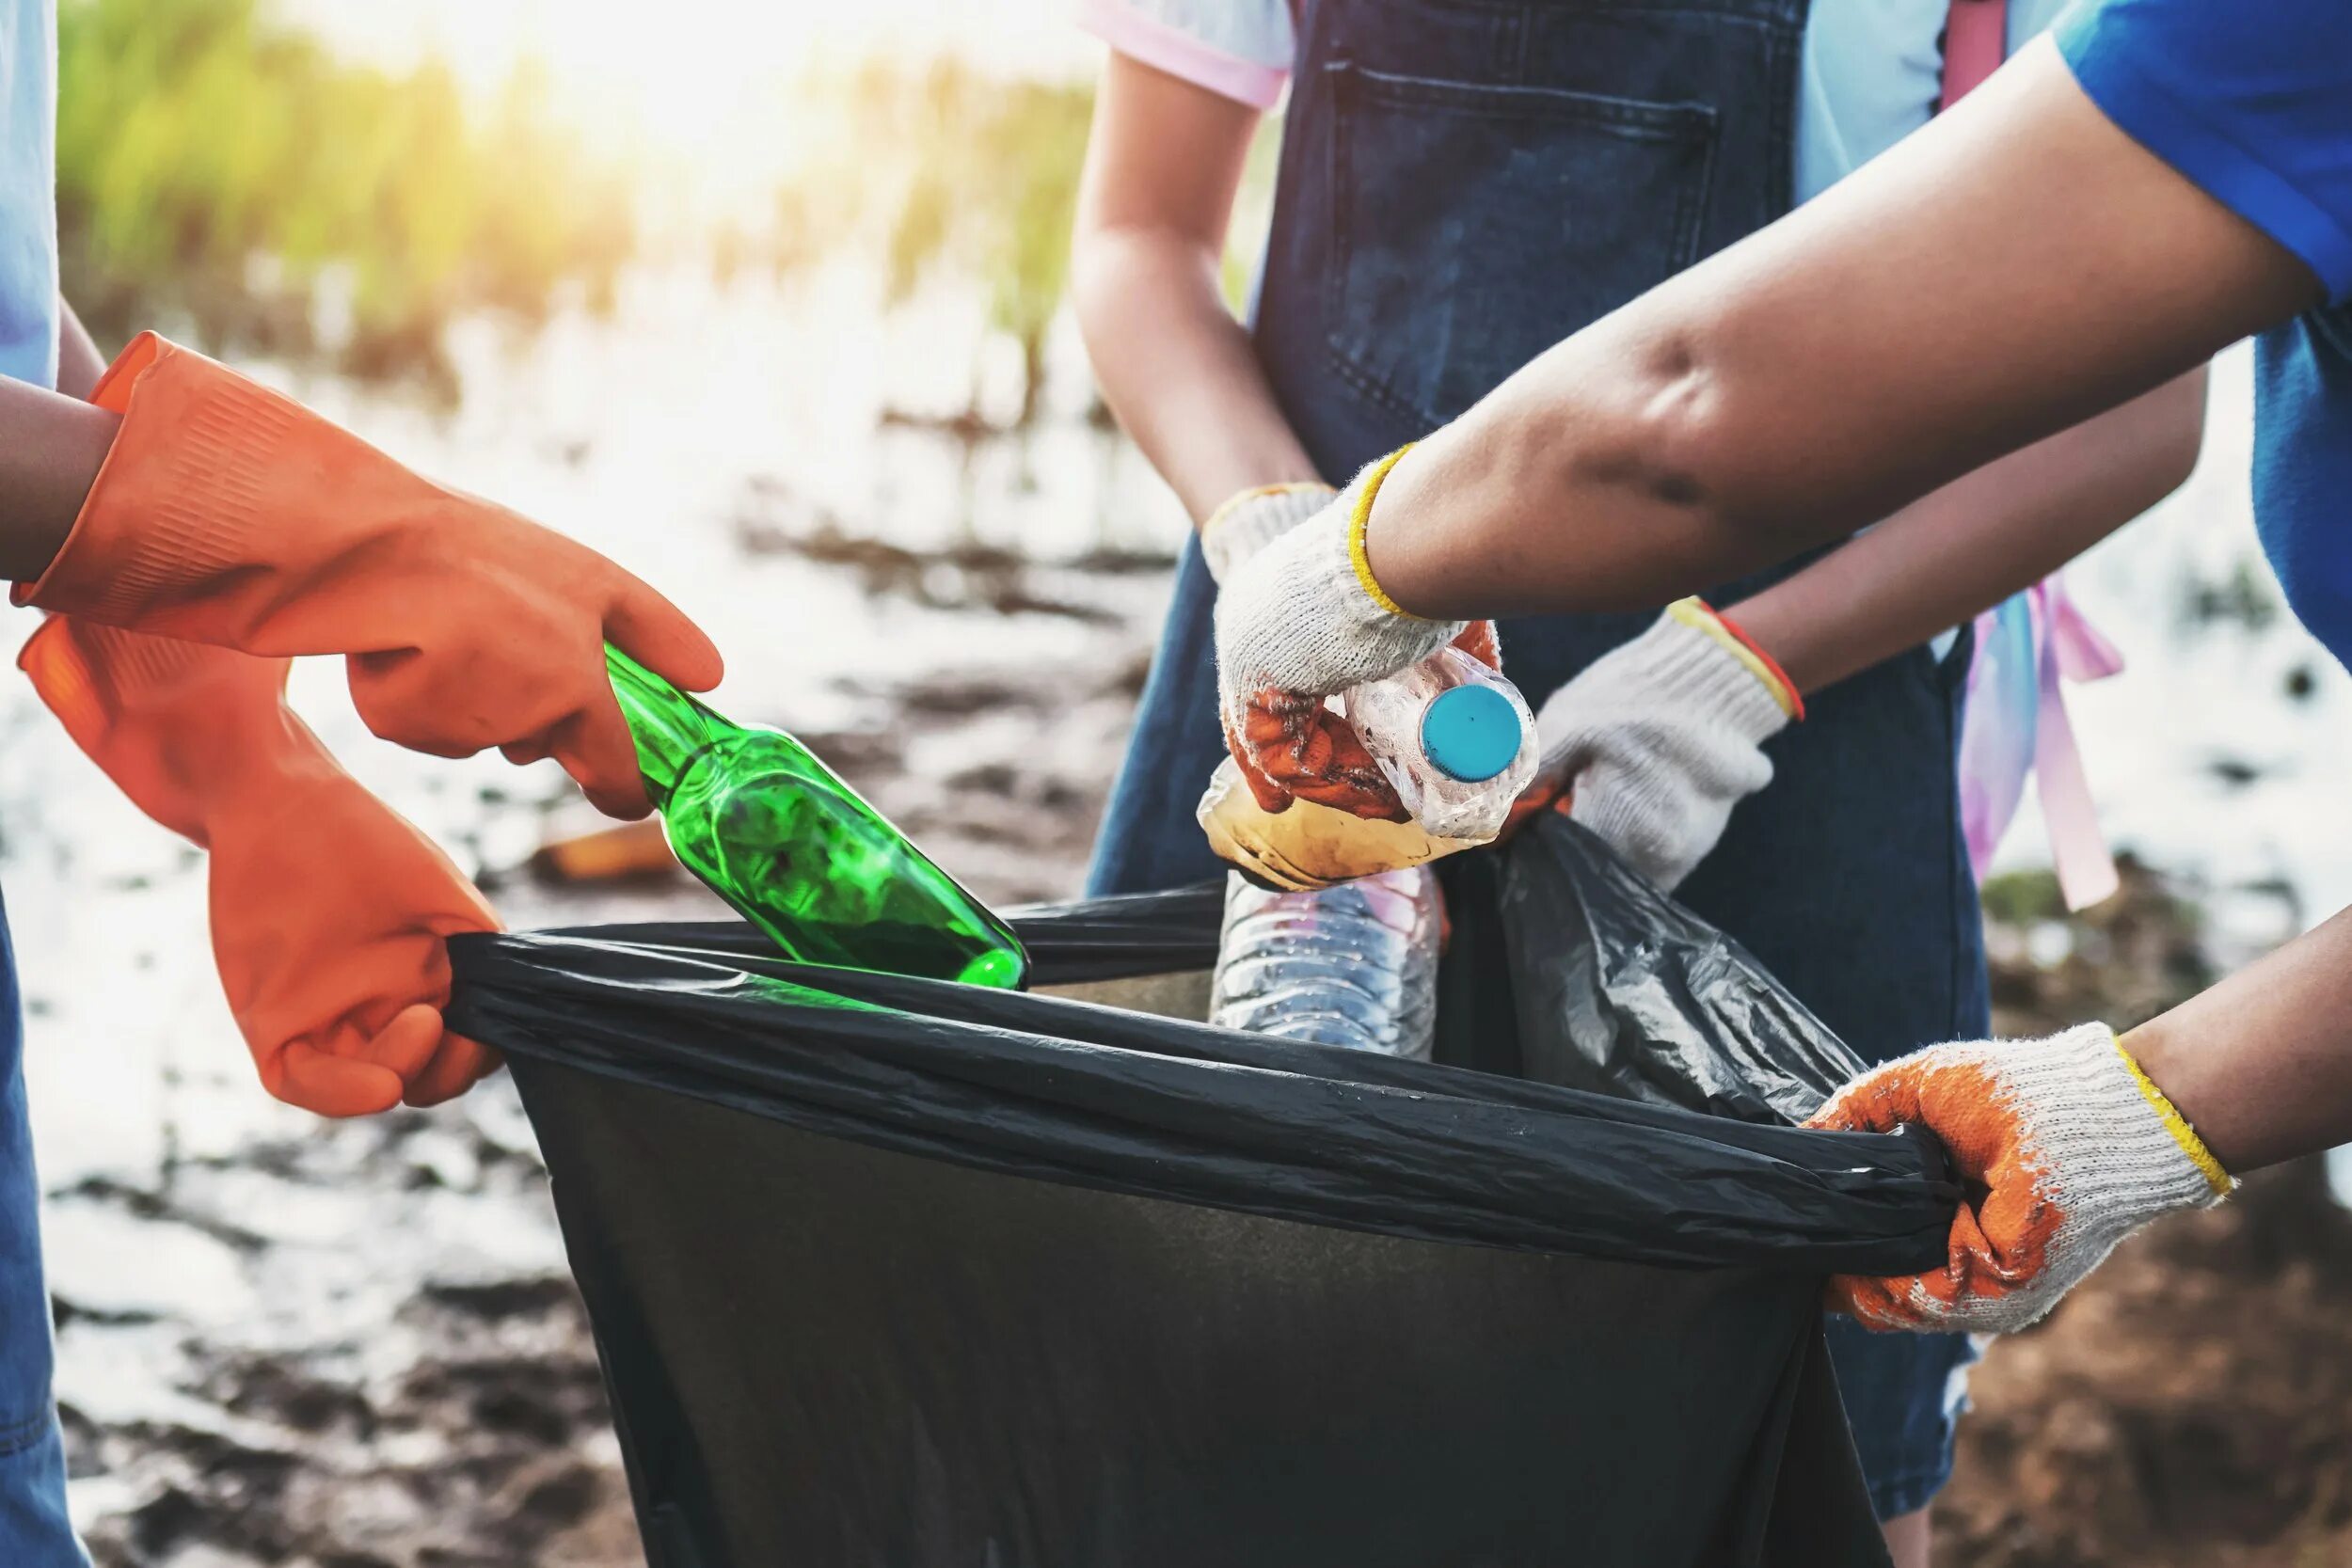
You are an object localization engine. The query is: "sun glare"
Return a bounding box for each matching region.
[281,0,1090,222]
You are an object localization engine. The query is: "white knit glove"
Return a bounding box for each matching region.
[1808,1022,2233,1335]
[1213,448,1463,746]
[1534,599,1799,892]
[1200,483,1337,585]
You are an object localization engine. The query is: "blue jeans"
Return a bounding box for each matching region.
[0,897,84,1565]
[1090,0,1988,1518]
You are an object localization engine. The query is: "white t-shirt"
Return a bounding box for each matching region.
[1079,0,2070,203]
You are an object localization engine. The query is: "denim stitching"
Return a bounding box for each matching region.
[0,1400,57,1459]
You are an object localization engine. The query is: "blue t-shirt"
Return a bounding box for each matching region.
[2057,0,2352,667]
[0,0,56,391]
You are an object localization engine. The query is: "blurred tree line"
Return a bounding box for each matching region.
[730,59,1095,428]
[53,0,1262,427]
[56,0,635,401]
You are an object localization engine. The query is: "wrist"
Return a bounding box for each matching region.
[2051,1023,2233,1211]
[2116,1015,2243,1177]
[1631,599,1800,740]
[1200,482,1337,585]
[1676,599,1803,721]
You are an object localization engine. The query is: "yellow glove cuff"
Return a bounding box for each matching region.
[1345,446,1424,621]
[2114,1035,2234,1197]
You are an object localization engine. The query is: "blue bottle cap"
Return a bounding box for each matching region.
[1419,684,1521,783]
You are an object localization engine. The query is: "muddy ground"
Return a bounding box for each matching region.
[49,508,2352,1566]
[1939,859,2352,1567]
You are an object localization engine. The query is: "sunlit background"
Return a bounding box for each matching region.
[18,3,2352,1565]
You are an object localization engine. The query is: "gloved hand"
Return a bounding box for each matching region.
[1807,1022,2233,1334]
[1211,452,1497,820]
[22,617,501,1117]
[1199,482,1336,585]
[12,333,721,819]
[1533,598,1802,892]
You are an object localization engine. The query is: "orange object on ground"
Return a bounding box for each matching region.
[13,333,722,819]
[22,618,501,1117]
[529,817,678,884]
[1226,620,1502,820]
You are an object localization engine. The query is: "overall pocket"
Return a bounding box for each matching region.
[1323,61,1718,428]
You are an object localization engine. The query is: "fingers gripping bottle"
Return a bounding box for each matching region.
[606,648,1028,988]
[1210,867,1441,1061]
[1199,644,1538,892]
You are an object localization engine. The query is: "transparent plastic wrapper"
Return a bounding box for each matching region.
[1198,755,1479,891]
[446,816,1957,1568]
[1340,642,1538,840]
[1210,866,1439,1059]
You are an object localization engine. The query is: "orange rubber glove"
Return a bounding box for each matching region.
[12,333,721,819]
[22,617,501,1117]
[1227,620,1502,821]
[1806,1023,2233,1334]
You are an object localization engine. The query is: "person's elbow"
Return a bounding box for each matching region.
[1069,222,1202,362]
[1568,323,1833,569]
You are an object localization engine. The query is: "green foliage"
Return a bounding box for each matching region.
[1979,868,2068,927]
[55,0,634,397]
[52,0,1267,423]
[762,59,1095,422]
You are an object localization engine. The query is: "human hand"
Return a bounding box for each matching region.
[1807,1022,2233,1334]
[1533,598,1798,891]
[13,333,721,819]
[23,618,500,1116]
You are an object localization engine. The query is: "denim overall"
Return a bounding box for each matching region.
[0,0,87,1558]
[0,899,73,1563]
[1088,0,1988,1518]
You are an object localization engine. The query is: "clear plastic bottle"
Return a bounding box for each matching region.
[1209,867,1441,1060]
[1196,645,1538,891]
[1339,644,1538,843]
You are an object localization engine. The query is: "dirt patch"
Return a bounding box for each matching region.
[1937,863,2352,1567]
[73,1270,638,1568]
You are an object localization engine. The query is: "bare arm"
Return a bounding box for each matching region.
[56,296,106,402]
[1732,368,2206,693]
[1073,54,1319,521]
[1363,37,2318,619]
[1323,40,2341,1173]
[0,378,115,582]
[0,300,119,580]
[2126,907,2352,1174]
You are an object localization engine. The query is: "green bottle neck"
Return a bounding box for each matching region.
[605,645,734,805]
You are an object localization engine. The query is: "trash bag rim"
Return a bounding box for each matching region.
[448,925,1959,1275]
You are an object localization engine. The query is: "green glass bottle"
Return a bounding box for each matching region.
[606,647,1028,989]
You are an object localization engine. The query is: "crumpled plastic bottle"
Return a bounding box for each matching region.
[1339,643,1537,842]
[1198,645,1537,892]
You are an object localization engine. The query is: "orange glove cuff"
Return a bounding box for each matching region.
[16,331,723,820]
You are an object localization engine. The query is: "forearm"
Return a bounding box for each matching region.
[1074,55,1318,523]
[0,375,117,581]
[1730,368,2206,693]
[56,296,107,402]
[1363,39,2316,620]
[2125,905,2352,1174]
[1073,229,1318,519]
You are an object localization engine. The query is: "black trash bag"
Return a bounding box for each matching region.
[1496,816,1877,1124]
[446,815,1955,1568]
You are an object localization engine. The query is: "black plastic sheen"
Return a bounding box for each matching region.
[446,816,1957,1567]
